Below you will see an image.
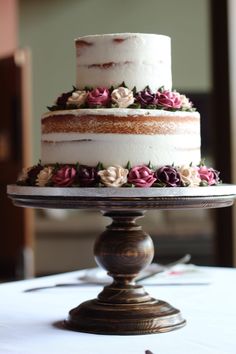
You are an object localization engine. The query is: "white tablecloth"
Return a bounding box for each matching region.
[0,266,235,354]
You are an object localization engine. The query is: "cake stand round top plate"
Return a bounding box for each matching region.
[7,184,236,210]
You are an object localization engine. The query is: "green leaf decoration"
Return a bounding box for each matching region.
[119,81,127,88]
[47,105,59,111]
[67,104,79,110]
[200,180,209,187]
[109,85,114,93]
[132,86,137,95]
[96,162,104,171]
[84,85,93,91]
[128,102,141,109]
[123,182,133,188]
[125,161,132,170]
[146,104,157,109]
[198,158,206,167]
[153,181,166,187]
[147,161,154,170]
[54,163,61,171]
[111,103,119,108]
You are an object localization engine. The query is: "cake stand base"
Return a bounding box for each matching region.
[66,297,185,335]
[66,209,186,335]
[7,185,236,335]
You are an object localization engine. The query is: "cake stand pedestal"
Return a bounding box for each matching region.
[7,184,236,335]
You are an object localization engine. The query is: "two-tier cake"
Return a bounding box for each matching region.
[41,33,201,168]
[18,33,220,188]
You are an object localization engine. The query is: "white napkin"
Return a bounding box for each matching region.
[78,263,211,285]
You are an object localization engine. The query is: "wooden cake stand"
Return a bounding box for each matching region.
[7,184,236,335]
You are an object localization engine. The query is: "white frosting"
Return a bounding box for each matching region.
[75,33,172,91]
[42,108,200,120]
[41,133,201,167]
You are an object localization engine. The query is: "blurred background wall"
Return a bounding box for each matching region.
[2,0,235,278]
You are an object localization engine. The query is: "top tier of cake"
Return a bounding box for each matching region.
[75,33,172,91]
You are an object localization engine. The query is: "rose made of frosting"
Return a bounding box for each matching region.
[180,94,193,111]
[52,165,77,187]
[197,165,220,186]
[177,165,201,187]
[135,87,158,107]
[111,87,134,108]
[128,165,156,187]
[25,164,44,186]
[17,167,32,185]
[156,90,182,109]
[77,165,99,187]
[98,165,129,187]
[154,166,181,187]
[87,87,110,107]
[36,166,54,187]
[67,90,88,107]
[56,89,75,107]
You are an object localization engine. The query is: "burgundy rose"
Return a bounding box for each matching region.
[135,87,158,107]
[52,165,77,187]
[156,90,182,109]
[86,87,110,107]
[56,89,75,107]
[198,166,220,186]
[154,166,181,187]
[128,165,156,187]
[27,164,44,186]
[77,165,99,187]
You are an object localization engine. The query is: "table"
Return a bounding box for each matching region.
[0,266,235,354]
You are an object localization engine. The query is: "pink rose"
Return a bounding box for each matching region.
[198,166,220,186]
[128,165,156,187]
[52,165,77,187]
[87,87,110,107]
[157,90,182,109]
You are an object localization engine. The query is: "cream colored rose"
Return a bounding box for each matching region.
[111,87,134,108]
[67,90,88,107]
[36,166,54,187]
[180,95,193,110]
[177,165,201,187]
[98,165,129,187]
[17,167,30,182]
